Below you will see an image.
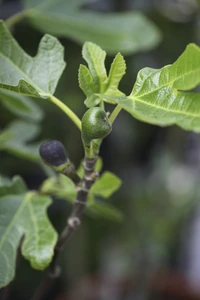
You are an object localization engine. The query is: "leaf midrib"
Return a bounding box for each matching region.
[132,66,200,98]
[27,200,39,255]
[131,95,200,118]
[107,54,126,91]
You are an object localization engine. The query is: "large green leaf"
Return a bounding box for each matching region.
[0,20,65,98]
[0,191,57,288]
[0,91,43,122]
[103,44,200,132]
[0,120,41,161]
[23,0,161,54]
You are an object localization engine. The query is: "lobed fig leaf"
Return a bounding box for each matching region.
[0,185,57,288]
[0,121,41,161]
[0,20,65,99]
[100,43,200,133]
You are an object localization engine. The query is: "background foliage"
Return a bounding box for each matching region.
[0,0,200,299]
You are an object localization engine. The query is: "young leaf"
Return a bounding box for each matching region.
[41,168,122,221]
[102,44,200,133]
[40,174,77,202]
[0,192,58,288]
[0,91,43,122]
[90,171,122,198]
[82,42,107,93]
[0,120,41,161]
[78,65,95,97]
[80,42,127,107]
[0,20,65,98]
[40,177,59,194]
[78,64,100,107]
[85,172,123,221]
[106,53,126,97]
[24,0,161,54]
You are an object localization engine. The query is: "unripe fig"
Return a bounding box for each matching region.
[81,107,112,146]
[39,140,68,169]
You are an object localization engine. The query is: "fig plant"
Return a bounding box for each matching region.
[0,10,200,299]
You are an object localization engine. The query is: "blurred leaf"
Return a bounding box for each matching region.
[87,195,123,222]
[0,191,58,288]
[0,176,27,197]
[0,20,65,98]
[24,0,161,54]
[41,174,77,202]
[86,171,122,221]
[102,44,200,132]
[23,0,89,9]
[0,175,11,186]
[0,91,43,122]
[90,171,122,198]
[40,176,58,194]
[0,120,41,161]
[41,166,122,221]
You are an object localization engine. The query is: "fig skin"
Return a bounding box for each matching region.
[39,140,67,167]
[81,107,112,146]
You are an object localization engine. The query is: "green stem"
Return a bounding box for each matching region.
[83,138,102,159]
[84,145,94,159]
[99,99,105,110]
[109,104,122,124]
[48,95,82,131]
[5,10,29,29]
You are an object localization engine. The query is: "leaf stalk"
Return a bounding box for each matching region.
[109,104,122,124]
[5,11,29,29]
[48,95,81,131]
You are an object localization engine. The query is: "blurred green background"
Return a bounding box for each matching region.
[1,0,200,299]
